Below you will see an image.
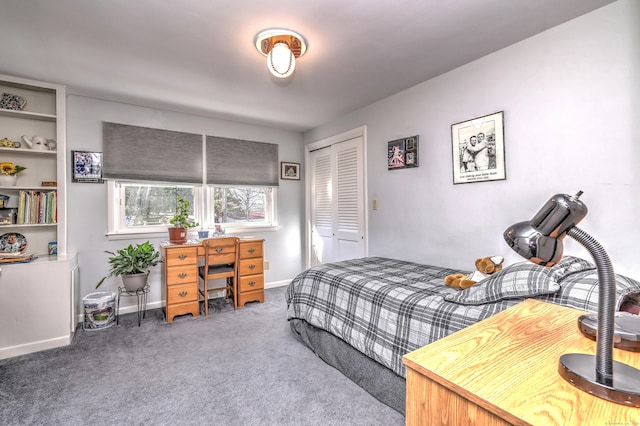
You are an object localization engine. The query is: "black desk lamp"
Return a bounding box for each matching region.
[504,191,640,407]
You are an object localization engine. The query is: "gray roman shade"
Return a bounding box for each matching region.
[206,136,279,186]
[103,122,203,183]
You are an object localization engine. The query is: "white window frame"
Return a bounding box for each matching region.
[107,181,278,240]
[207,185,278,232]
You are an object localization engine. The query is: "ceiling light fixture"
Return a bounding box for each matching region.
[255,29,307,79]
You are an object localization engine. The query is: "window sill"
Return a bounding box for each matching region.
[106,225,279,241]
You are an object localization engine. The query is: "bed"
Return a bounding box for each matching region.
[285,256,640,414]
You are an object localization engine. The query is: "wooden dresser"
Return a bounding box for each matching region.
[237,239,265,307]
[160,238,264,322]
[403,299,640,425]
[160,242,200,323]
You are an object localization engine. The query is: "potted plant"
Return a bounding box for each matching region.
[168,196,199,244]
[0,162,27,186]
[96,241,162,291]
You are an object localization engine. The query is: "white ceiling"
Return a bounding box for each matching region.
[0,0,616,132]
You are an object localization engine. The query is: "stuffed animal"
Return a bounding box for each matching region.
[444,256,504,290]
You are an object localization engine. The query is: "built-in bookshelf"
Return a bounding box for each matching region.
[0,74,66,255]
[0,73,78,360]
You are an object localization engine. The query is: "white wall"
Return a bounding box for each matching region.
[67,96,305,313]
[305,0,640,278]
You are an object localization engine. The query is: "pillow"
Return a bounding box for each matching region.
[444,260,560,305]
[548,255,595,281]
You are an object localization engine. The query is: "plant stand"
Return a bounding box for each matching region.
[116,285,150,326]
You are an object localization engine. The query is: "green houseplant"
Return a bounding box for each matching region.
[96,241,162,291]
[168,196,199,244]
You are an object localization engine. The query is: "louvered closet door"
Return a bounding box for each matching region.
[310,147,333,265]
[332,137,364,262]
[309,136,365,265]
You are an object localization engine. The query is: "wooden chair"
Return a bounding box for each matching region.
[198,237,239,315]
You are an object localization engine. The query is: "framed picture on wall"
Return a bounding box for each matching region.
[451,111,505,184]
[72,151,104,183]
[388,135,419,170]
[281,162,300,180]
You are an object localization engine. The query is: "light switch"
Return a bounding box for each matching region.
[372,199,378,210]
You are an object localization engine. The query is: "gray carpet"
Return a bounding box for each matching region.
[0,287,404,426]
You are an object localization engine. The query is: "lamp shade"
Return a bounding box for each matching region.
[267,42,295,78]
[503,192,587,266]
[504,221,563,266]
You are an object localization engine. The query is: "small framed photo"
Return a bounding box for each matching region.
[388,135,419,170]
[281,162,300,180]
[451,111,505,184]
[72,151,104,183]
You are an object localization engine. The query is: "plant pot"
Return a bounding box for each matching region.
[168,227,188,244]
[0,175,17,186]
[121,272,149,291]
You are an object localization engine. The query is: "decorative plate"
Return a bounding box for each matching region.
[0,232,27,253]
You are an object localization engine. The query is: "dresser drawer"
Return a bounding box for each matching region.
[238,274,264,293]
[239,258,264,276]
[239,242,263,259]
[166,265,198,284]
[167,282,198,304]
[165,247,198,266]
[238,289,264,307]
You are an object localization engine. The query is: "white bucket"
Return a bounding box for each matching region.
[83,291,116,330]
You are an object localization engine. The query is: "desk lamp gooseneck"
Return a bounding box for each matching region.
[503,191,640,407]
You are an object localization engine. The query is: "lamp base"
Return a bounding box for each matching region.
[558,353,640,407]
[578,313,640,352]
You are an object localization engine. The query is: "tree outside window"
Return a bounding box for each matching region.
[214,187,267,224]
[124,185,196,228]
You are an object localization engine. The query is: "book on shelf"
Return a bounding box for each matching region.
[16,190,57,225]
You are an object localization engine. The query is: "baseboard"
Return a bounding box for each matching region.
[265,279,290,289]
[0,335,73,360]
[74,279,293,325]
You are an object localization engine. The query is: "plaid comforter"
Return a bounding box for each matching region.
[286,256,640,377]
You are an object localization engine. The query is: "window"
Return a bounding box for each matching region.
[109,182,200,234]
[211,186,275,229]
[108,181,277,236]
[103,123,280,237]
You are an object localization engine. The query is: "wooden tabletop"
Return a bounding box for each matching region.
[403,299,640,425]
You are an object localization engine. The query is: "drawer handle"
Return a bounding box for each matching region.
[178,273,187,279]
[215,247,223,253]
[248,248,255,254]
[179,291,188,297]
[248,264,256,270]
[178,254,187,260]
[248,281,256,287]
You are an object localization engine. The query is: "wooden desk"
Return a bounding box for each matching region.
[403,299,640,425]
[160,238,264,323]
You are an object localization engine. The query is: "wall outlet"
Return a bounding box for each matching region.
[264,261,270,270]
